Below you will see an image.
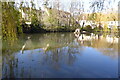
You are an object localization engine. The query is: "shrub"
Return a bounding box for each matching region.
[83,25,93,32]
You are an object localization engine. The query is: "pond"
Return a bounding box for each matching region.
[2,32,119,78]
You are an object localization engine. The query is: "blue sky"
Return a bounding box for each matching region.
[15,0,120,13]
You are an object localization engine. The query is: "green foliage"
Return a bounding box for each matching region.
[2,2,22,40]
[2,1,118,34]
[103,23,109,32]
[47,9,58,27]
[112,25,118,32]
[48,16,58,26]
[93,27,100,32]
[83,25,93,32]
[31,15,39,26]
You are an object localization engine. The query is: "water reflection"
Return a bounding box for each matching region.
[74,33,118,58]
[2,32,118,78]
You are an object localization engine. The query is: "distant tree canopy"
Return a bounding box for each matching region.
[87,12,118,22]
[89,0,117,22]
[2,0,118,35]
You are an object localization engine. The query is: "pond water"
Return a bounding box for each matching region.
[2,32,119,78]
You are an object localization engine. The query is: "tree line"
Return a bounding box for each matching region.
[2,0,118,39]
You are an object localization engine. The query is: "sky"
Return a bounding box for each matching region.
[15,0,120,13]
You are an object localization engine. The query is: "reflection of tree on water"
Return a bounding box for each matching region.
[2,32,119,78]
[3,32,18,78]
[2,34,27,78]
[74,32,118,58]
[2,52,18,78]
[45,46,79,69]
[39,45,79,70]
[51,49,60,70]
[67,47,76,65]
[20,67,24,78]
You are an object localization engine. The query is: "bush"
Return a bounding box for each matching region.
[93,27,100,32]
[83,25,93,32]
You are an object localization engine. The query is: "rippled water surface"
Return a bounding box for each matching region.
[2,32,118,78]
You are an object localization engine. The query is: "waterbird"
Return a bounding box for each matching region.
[21,43,26,51]
[42,44,50,51]
[21,36,31,53]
